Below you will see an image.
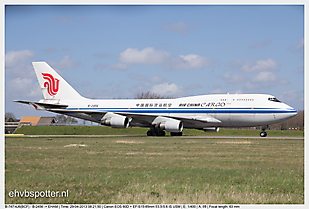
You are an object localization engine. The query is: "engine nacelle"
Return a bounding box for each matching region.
[101,113,129,128]
[158,120,183,133]
[203,127,219,132]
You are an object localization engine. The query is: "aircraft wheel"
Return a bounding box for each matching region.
[147,130,154,136]
[260,131,267,137]
[157,130,166,136]
[171,132,183,136]
[147,130,165,136]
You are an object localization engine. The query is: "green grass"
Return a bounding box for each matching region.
[5,136,304,204]
[14,125,147,136]
[14,126,304,137]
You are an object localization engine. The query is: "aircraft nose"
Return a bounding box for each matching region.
[285,105,297,118]
[291,109,297,116]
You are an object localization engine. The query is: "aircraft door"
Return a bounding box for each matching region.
[227,93,234,105]
[226,93,234,126]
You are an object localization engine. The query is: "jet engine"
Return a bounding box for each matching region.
[154,117,183,133]
[203,127,220,132]
[101,113,129,128]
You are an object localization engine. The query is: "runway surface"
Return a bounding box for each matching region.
[5,134,304,139]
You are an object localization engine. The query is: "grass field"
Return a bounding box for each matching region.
[14,125,304,137]
[5,136,304,204]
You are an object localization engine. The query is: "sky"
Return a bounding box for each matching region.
[4,5,304,119]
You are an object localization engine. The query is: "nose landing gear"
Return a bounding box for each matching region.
[260,126,268,137]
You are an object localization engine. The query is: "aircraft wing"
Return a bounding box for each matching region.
[14,101,221,127]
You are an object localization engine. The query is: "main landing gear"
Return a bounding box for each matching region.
[147,129,166,136]
[260,126,268,137]
[171,132,183,136]
[146,129,183,136]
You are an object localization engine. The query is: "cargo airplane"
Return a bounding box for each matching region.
[14,62,297,137]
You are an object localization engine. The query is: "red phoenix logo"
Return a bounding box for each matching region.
[42,73,59,96]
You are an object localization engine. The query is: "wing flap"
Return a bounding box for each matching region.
[115,112,222,126]
[169,115,222,124]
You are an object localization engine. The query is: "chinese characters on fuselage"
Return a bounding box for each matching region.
[135,102,226,108]
[136,103,172,108]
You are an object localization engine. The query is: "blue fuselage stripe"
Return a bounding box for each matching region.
[66,107,296,114]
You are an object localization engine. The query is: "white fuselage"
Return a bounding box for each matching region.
[41,93,297,129]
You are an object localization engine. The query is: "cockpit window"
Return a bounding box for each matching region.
[268,97,281,102]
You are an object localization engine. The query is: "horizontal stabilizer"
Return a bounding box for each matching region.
[13,100,68,110]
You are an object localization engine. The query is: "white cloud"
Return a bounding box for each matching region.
[220,72,246,84]
[169,54,211,70]
[6,77,41,99]
[251,71,278,83]
[5,50,41,101]
[151,83,184,97]
[116,47,213,71]
[119,47,170,65]
[240,58,277,72]
[5,50,35,68]
[163,21,196,36]
[110,63,129,71]
[243,71,290,90]
[5,50,36,80]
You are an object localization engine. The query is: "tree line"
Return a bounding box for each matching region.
[268,110,304,130]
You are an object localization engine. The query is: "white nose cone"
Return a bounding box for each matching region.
[284,104,297,119]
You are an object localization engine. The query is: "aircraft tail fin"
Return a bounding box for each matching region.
[32,62,85,100]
